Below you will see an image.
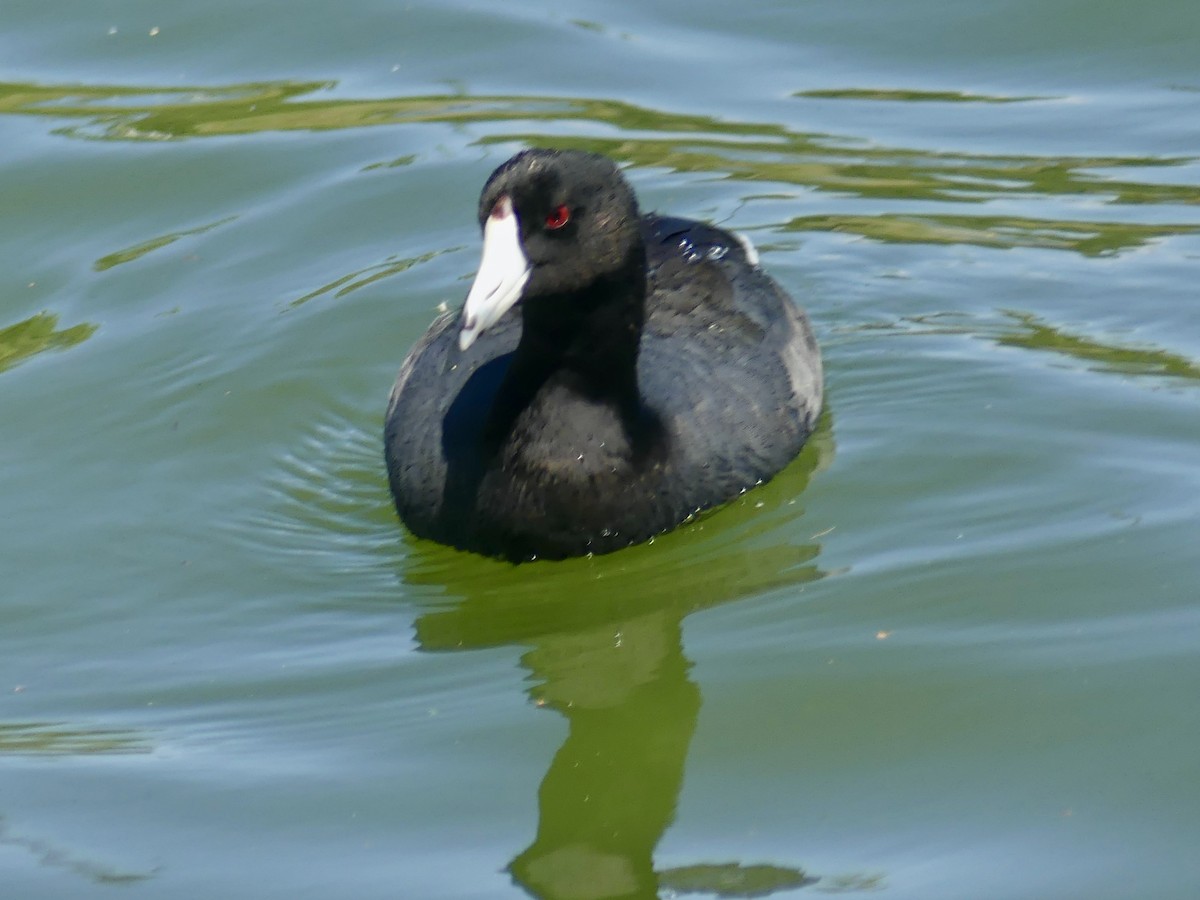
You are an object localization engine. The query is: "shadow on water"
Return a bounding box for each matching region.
[401,420,848,898]
[0,726,158,884]
[0,815,158,885]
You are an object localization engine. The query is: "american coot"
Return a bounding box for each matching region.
[385,149,822,561]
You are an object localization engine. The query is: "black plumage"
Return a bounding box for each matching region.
[385,149,822,560]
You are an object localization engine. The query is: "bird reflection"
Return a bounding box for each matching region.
[408,420,833,899]
[511,607,698,899]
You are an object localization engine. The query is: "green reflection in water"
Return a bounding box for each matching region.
[93,216,235,271]
[782,213,1200,255]
[0,721,149,755]
[795,87,1044,103]
[841,310,1200,385]
[796,88,1041,104]
[998,311,1200,380]
[483,131,1200,211]
[407,422,842,899]
[0,312,97,374]
[2,79,1197,259]
[291,247,460,307]
[361,153,417,172]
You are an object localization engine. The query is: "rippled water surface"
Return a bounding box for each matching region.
[2,1,1199,898]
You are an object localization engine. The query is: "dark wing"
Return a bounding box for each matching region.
[637,214,823,516]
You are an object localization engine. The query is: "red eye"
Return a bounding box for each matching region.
[544,204,571,230]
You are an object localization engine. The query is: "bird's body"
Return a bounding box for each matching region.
[385,150,822,560]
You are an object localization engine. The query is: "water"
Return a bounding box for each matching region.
[2,1,1199,897]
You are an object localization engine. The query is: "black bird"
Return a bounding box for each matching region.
[385,149,822,561]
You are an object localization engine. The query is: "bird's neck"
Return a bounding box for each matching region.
[510,251,647,417]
